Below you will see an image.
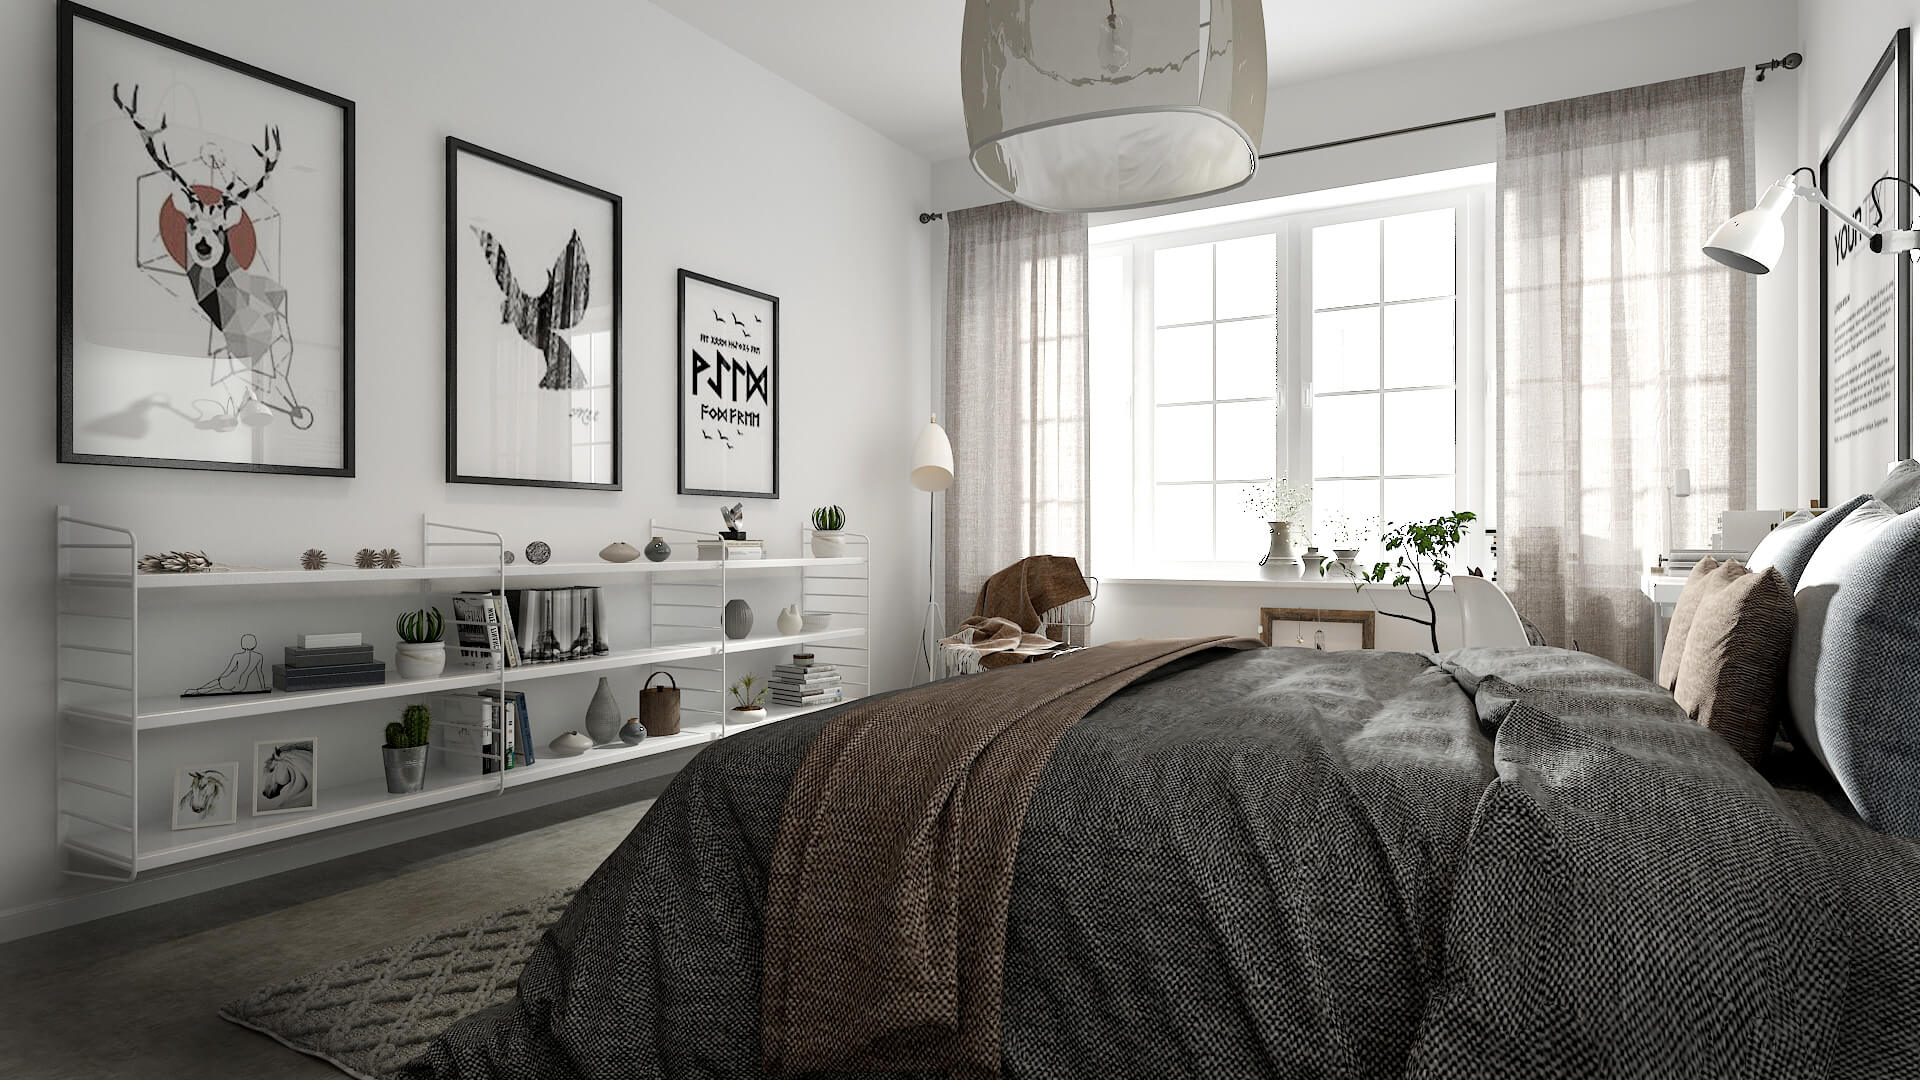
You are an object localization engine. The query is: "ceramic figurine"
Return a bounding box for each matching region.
[777,604,803,636]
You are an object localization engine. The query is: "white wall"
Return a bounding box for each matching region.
[1796,0,1918,504]
[0,0,932,931]
[930,0,1803,646]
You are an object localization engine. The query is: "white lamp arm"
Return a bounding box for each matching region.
[1783,177,1876,239]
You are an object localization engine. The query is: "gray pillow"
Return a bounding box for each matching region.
[1754,495,1869,589]
[1816,507,1920,836]
[1873,459,1920,514]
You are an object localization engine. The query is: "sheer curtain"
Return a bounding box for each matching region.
[943,203,1090,627]
[1499,69,1754,671]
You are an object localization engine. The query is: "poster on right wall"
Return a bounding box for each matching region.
[1821,28,1910,505]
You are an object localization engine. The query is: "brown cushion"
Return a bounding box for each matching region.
[1673,562,1796,766]
[1657,557,1722,690]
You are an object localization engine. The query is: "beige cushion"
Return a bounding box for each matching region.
[1674,562,1797,766]
[1657,556,1721,691]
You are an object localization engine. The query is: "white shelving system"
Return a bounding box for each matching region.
[53,510,870,880]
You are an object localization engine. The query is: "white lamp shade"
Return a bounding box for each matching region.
[1703,180,1794,274]
[961,0,1267,214]
[911,415,955,492]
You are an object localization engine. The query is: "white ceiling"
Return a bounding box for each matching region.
[650,0,1695,162]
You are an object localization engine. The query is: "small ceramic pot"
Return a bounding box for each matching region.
[619,719,647,746]
[1300,552,1326,577]
[394,641,446,680]
[777,604,803,636]
[644,536,671,562]
[548,730,593,757]
[599,542,640,563]
[811,531,846,558]
[800,611,832,632]
[725,598,754,640]
[382,744,428,794]
[732,707,767,723]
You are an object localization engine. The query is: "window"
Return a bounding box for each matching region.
[1089,172,1490,574]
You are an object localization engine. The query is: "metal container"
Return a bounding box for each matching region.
[382,744,428,794]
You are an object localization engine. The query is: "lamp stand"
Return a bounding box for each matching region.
[918,492,945,685]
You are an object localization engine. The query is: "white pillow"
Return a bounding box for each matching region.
[1789,498,1905,763]
[1747,509,1815,575]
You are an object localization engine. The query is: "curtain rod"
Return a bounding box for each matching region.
[1755,52,1802,82]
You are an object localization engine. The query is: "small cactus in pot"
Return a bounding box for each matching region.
[810,505,848,558]
[383,703,432,794]
[394,606,447,680]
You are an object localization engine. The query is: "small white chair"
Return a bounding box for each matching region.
[1453,574,1531,648]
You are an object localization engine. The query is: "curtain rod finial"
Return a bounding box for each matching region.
[919,212,945,224]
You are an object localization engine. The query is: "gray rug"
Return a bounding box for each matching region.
[219,887,576,1080]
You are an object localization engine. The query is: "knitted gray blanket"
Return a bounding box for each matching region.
[403,646,1920,1079]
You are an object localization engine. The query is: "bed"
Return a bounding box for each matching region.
[402,642,1920,1079]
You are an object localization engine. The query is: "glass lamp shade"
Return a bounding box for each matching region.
[963,0,1267,214]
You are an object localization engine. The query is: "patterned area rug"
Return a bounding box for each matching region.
[219,887,576,1080]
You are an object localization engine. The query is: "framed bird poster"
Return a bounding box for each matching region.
[678,270,779,498]
[59,2,355,475]
[446,137,621,489]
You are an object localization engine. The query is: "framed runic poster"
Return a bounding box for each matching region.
[678,269,779,499]
[59,2,355,474]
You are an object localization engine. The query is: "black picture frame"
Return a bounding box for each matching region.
[445,137,623,491]
[58,1,356,476]
[1819,28,1910,506]
[677,270,780,499]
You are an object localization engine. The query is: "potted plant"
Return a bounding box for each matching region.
[394,606,446,679]
[383,703,431,794]
[810,505,847,557]
[729,673,768,722]
[1242,480,1311,576]
[1320,512,1380,573]
[1329,511,1476,652]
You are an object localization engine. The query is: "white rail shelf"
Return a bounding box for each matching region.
[86,553,867,591]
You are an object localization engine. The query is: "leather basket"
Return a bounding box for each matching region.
[639,671,681,737]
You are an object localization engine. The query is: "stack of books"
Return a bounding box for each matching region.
[478,688,537,773]
[272,635,385,692]
[769,652,844,709]
[452,588,611,668]
[696,538,765,561]
[451,592,519,671]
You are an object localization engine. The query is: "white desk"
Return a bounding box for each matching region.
[1641,573,1689,675]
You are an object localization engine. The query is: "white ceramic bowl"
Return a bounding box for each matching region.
[800,612,832,632]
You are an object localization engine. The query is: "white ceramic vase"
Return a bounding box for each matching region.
[394,641,445,680]
[777,604,803,635]
[811,531,846,558]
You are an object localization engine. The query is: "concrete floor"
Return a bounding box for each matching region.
[0,780,663,1079]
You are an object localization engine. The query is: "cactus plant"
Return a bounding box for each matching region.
[386,703,432,748]
[395,606,444,644]
[810,505,846,532]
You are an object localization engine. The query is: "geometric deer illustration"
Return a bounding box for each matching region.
[112,83,311,431]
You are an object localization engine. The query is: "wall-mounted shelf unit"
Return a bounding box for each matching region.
[54,510,870,881]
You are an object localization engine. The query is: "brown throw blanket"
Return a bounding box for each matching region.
[761,636,1261,1078]
[971,555,1089,636]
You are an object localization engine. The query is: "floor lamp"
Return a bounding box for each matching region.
[912,414,954,684]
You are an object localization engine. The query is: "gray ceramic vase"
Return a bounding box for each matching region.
[644,536,671,562]
[725,598,754,640]
[585,676,622,745]
[619,719,647,746]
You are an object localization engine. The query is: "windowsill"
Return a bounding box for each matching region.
[1099,565,1453,590]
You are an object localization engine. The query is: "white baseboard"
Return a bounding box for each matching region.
[0,748,694,944]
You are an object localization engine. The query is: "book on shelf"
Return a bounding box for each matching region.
[695,539,766,561]
[480,688,535,766]
[299,632,362,649]
[451,592,507,671]
[772,663,837,677]
[505,587,609,663]
[271,662,385,692]
[284,644,376,669]
[771,675,842,689]
[771,689,844,706]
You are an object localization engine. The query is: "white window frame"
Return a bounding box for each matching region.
[1092,180,1492,576]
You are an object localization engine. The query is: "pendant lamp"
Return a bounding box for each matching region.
[961,0,1267,214]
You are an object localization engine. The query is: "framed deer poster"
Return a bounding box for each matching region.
[678,270,779,498]
[447,138,623,490]
[59,2,355,475]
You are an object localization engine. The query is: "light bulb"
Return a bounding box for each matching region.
[1098,10,1131,75]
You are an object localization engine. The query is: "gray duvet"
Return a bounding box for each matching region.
[403,646,1920,1079]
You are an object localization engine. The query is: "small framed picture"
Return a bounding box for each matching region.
[253,738,317,816]
[446,137,622,490]
[678,270,779,498]
[171,761,239,830]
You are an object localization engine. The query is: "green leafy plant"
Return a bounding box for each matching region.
[811,505,846,531]
[386,703,431,749]
[729,674,767,710]
[1327,511,1476,652]
[395,606,444,644]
